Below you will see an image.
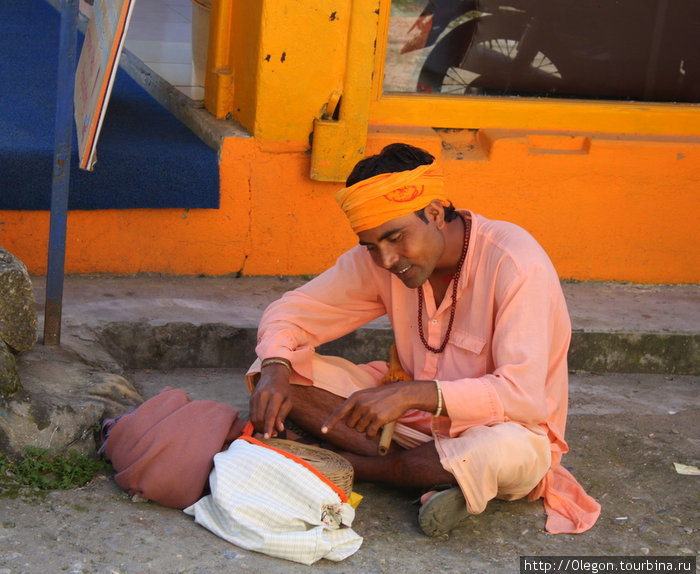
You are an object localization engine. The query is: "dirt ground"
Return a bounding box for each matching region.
[1,368,697,574]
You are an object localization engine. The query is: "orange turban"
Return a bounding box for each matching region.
[335,163,449,233]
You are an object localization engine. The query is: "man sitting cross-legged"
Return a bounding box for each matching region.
[245,143,600,537]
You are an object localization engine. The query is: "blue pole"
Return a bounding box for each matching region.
[44,0,80,346]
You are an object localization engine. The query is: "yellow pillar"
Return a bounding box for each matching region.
[310,0,381,182]
[206,0,353,144]
[204,0,235,119]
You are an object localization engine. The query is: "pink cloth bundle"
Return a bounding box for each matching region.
[102,387,245,509]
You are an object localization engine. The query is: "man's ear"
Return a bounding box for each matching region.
[425,199,446,227]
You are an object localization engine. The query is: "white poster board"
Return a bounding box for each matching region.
[74,0,135,171]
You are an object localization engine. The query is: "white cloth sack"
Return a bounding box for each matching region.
[184,437,362,565]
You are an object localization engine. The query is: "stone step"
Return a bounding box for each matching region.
[31,276,700,375]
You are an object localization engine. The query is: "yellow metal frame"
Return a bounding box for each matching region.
[369,0,700,137]
[211,0,699,182]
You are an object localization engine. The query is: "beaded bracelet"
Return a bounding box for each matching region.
[434,379,443,417]
[261,357,292,374]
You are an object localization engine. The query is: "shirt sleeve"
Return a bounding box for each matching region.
[255,247,388,378]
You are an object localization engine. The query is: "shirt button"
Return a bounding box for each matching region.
[431,319,438,325]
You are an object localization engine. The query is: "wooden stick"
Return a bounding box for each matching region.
[377,344,411,455]
[378,421,395,456]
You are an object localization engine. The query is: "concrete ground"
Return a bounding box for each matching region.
[1,276,698,573]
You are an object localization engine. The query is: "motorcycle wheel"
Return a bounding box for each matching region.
[417,12,566,96]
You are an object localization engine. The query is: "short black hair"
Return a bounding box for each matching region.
[345,143,435,186]
[346,143,459,223]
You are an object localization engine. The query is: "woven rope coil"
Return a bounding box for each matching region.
[262,439,354,498]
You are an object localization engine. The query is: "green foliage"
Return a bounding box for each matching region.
[0,447,111,494]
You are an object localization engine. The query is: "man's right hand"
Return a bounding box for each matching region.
[249,361,293,439]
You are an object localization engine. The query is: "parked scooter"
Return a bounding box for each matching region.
[401,0,700,102]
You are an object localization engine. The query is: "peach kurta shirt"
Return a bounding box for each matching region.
[255,211,600,534]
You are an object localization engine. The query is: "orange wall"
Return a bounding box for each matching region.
[438,130,700,283]
[1,127,698,282]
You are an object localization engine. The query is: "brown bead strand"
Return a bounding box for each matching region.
[417,213,471,354]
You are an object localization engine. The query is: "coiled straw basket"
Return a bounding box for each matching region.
[262,438,354,498]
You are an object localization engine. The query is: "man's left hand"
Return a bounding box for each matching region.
[321,380,436,438]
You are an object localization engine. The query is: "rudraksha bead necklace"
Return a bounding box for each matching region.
[417,213,471,354]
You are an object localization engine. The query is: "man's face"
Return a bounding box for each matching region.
[357,209,445,289]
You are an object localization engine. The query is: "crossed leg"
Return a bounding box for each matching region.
[288,384,457,490]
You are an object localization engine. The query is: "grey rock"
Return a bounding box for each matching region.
[0,247,38,353]
[0,345,143,458]
[0,339,21,398]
